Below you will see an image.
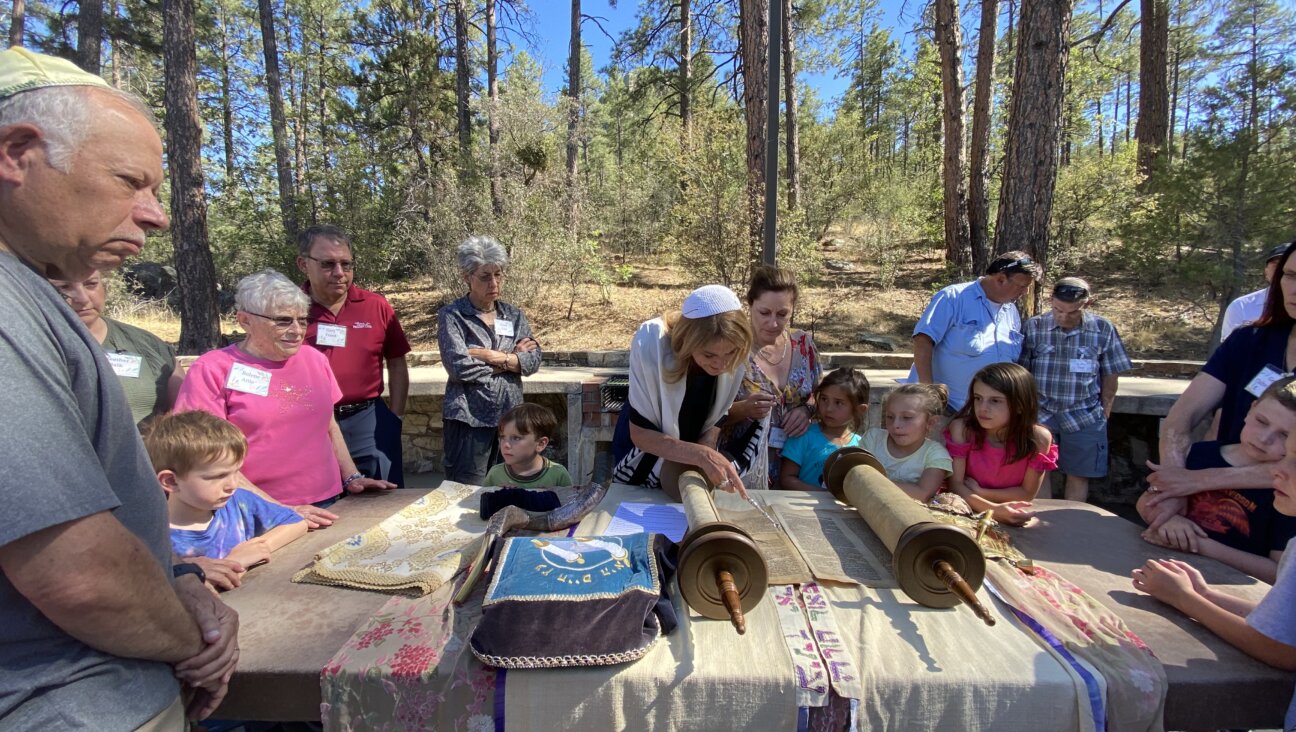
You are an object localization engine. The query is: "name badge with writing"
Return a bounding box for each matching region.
[768,426,787,449]
[226,362,272,396]
[494,319,515,338]
[107,352,143,378]
[1245,365,1286,398]
[316,323,348,347]
[1069,358,1097,374]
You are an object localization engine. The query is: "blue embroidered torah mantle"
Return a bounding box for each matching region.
[470,532,678,668]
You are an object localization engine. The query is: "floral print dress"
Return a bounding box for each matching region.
[728,329,821,488]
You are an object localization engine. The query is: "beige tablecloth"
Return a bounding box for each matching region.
[503,485,1095,731]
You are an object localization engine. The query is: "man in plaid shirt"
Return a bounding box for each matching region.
[1019,278,1133,502]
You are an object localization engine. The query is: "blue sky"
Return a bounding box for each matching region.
[528,0,911,107]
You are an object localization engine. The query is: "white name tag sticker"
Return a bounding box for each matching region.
[494,319,515,337]
[768,426,787,449]
[226,362,272,396]
[316,323,348,347]
[107,352,143,378]
[1245,365,1286,398]
[1069,358,1097,374]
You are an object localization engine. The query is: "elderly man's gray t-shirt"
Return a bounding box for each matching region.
[0,253,178,727]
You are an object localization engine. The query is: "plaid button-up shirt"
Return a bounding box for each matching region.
[1018,311,1132,433]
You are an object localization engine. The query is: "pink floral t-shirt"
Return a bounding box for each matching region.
[175,344,344,505]
[944,429,1058,490]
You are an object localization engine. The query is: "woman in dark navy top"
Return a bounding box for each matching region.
[1147,240,1296,526]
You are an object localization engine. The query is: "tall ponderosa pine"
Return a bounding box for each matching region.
[968,0,998,273]
[162,0,220,352]
[995,0,1073,273]
[77,0,103,72]
[1136,0,1170,178]
[935,0,971,276]
[738,0,770,256]
[258,0,298,242]
[782,0,801,212]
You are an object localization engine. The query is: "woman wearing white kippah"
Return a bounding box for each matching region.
[610,285,756,499]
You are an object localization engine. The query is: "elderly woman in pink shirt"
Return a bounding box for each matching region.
[175,270,393,524]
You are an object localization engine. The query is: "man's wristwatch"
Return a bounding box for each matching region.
[173,562,206,584]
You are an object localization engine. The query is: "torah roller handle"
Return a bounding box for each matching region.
[823,448,995,626]
[662,463,768,634]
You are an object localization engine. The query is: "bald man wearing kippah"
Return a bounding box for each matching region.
[0,48,237,728]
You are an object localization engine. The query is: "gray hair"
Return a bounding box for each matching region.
[297,224,352,257]
[0,85,157,172]
[456,235,508,275]
[235,269,310,315]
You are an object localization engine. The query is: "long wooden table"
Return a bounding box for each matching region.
[214,488,1291,729]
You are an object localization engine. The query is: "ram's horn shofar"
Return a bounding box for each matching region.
[453,482,610,604]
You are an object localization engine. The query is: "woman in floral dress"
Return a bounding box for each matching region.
[724,266,823,488]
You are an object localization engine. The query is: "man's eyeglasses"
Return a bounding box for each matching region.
[304,255,355,272]
[988,256,1036,275]
[246,312,309,330]
[1053,284,1090,301]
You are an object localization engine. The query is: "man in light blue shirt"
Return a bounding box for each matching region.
[909,250,1043,411]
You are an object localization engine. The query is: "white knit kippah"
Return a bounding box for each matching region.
[681,285,742,319]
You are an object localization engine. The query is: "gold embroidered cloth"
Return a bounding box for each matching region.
[293,482,488,596]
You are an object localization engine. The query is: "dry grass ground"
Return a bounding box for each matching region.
[118,236,1221,360]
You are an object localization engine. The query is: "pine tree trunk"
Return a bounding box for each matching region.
[163,0,220,353]
[936,0,972,277]
[781,0,800,212]
[968,0,998,274]
[219,0,235,183]
[487,0,503,216]
[994,0,1073,276]
[565,0,581,231]
[1135,0,1169,178]
[77,0,102,73]
[738,0,769,255]
[455,0,471,160]
[257,0,299,242]
[679,0,692,144]
[8,0,25,47]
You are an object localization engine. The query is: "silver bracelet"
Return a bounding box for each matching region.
[343,471,364,489]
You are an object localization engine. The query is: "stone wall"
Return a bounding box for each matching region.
[403,393,570,474]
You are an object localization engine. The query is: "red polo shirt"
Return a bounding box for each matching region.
[304,283,411,405]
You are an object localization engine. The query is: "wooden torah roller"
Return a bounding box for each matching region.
[664,463,769,633]
[824,447,994,625]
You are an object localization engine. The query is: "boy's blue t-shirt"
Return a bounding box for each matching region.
[170,487,304,560]
[781,423,862,488]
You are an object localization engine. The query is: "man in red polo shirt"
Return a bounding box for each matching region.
[298,224,411,487]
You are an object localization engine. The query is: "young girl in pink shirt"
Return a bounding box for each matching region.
[945,362,1058,526]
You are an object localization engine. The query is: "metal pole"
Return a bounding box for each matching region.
[761,0,782,265]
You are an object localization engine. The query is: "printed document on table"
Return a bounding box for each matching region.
[605,502,689,543]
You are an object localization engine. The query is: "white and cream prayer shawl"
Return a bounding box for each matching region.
[611,317,763,490]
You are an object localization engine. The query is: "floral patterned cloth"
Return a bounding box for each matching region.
[321,576,499,731]
[984,562,1167,732]
[726,329,821,488]
[293,482,487,596]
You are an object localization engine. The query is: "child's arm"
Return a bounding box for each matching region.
[1197,540,1281,585]
[779,458,820,492]
[224,523,308,569]
[1141,514,1207,553]
[1133,558,1296,670]
[892,468,947,503]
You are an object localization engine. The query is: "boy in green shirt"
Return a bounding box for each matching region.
[485,403,573,488]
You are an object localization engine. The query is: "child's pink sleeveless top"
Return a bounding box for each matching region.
[943,430,1058,489]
